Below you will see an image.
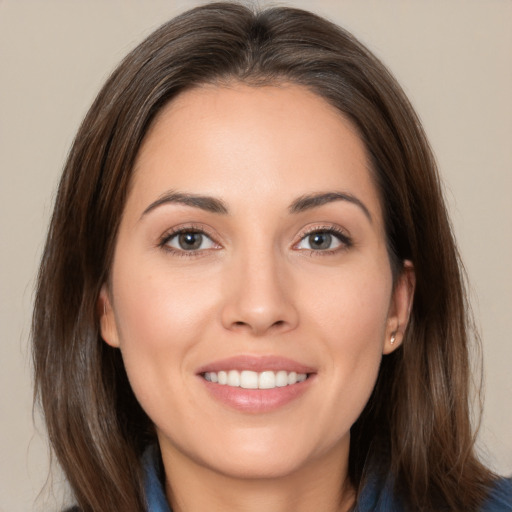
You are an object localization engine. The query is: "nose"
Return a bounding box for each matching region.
[220,248,299,336]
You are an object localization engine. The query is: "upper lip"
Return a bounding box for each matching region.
[196,355,316,375]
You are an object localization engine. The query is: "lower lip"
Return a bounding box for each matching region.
[200,376,314,413]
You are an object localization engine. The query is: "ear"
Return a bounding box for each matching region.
[383,260,415,355]
[98,284,120,348]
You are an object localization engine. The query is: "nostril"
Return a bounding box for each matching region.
[231,319,286,332]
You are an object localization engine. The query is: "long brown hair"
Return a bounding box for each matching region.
[32,3,495,511]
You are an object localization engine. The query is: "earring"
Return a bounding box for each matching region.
[390,332,397,345]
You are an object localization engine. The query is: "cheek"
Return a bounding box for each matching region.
[303,257,392,344]
[300,260,391,424]
[109,255,218,410]
[112,253,216,346]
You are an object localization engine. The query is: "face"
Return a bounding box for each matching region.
[100,84,413,482]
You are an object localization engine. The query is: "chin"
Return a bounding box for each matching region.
[199,428,344,481]
[205,451,311,480]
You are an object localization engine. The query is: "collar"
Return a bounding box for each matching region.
[141,444,398,512]
[142,444,511,512]
[143,444,172,512]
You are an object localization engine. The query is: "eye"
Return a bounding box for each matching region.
[295,229,351,252]
[162,230,218,252]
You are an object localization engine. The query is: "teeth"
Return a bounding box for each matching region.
[203,370,308,389]
[240,370,258,389]
[275,370,288,387]
[258,371,275,389]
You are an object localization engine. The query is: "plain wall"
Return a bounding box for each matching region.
[1,1,511,510]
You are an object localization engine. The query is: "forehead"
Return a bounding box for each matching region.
[128,83,382,224]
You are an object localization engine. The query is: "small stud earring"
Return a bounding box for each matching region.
[390,332,397,345]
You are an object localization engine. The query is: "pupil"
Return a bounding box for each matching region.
[178,232,202,250]
[310,232,331,250]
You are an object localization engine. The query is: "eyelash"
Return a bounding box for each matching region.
[158,224,352,257]
[294,225,353,256]
[158,224,219,258]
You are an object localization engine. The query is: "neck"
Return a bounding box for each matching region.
[160,440,355,512]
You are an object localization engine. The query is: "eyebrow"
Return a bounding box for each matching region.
[289,191,372,223]
[141,191,229,218]
[141,189,372,223]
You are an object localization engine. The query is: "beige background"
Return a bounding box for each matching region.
[1,1,511,510]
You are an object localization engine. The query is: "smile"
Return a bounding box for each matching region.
[197,356,315,412]
[203,370,308,389]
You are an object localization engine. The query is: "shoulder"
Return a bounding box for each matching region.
[481,476,512,511]
[356,473,512,512]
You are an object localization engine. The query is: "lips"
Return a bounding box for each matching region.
[197,354,315,374]
[197,355,315,413]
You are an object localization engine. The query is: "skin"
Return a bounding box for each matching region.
[100,83,414,512]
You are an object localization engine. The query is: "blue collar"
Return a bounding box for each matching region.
[142,444,512,512]
[141,444,398,512]
[143,445,172,512]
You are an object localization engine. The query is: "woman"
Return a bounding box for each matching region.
[32,3,511,511]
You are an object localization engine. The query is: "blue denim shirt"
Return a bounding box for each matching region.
[143,445,172,512]
[143,445,512,511]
